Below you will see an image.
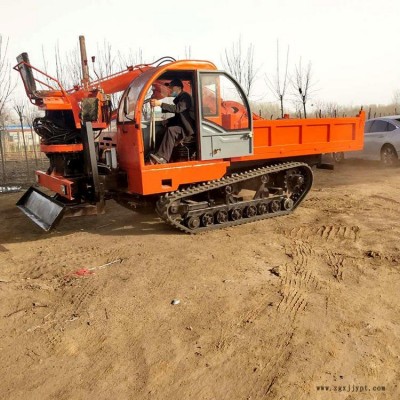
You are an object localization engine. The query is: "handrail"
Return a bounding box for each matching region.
[13,60,69,101]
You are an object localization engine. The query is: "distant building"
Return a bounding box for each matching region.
[0,125,39,152]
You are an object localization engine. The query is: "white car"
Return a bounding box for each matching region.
[333,116,400,166]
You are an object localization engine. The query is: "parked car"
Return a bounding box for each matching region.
[332,116,400,166]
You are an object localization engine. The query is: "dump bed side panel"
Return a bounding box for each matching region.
[231,112,365,162]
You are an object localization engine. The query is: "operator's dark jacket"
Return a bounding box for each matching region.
[160,91,195,139]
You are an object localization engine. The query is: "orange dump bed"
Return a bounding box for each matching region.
[135,112,365,195]
[234,111,365,163]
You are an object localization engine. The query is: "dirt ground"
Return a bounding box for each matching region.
[0,160,399,400]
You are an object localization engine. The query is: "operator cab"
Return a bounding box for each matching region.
[142,71,197,163]
[117,64,253,167]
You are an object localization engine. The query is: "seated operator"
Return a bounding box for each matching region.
[149,79,195,164]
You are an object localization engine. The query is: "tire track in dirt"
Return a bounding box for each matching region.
[9,242,129,371]
[44,276,101,353]
[370,194,400,206]
[21,242,126,280]
[257,329,297,399]
[246,240,323,399]
[324,250,344,281]
[250,219,363,398]
[277,241,319,320]
[29,246,126,354]
[6,165,400,400]
[303,195,362,211]
[282,224,360,242]
[366,194,400,217]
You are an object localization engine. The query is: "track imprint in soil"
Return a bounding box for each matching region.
[281,224,360,242]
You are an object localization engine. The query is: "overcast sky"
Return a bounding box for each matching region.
[1,0,399,106]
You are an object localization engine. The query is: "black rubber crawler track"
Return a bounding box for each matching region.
[156,161,313,234]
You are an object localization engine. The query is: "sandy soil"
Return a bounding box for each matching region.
[0,160,399,400]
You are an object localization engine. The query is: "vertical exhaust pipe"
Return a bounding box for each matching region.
[79,35,89,86]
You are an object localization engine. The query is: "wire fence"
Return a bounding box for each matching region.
[0,129,48,186]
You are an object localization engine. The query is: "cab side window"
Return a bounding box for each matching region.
[118,86,135,122]
[200,73,250,131]
[200,75,218,117]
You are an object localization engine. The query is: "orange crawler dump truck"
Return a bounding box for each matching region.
[14,38,365,233]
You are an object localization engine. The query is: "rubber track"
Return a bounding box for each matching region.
[156,161,313,234]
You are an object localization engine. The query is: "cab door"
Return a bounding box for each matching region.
[197,71,253,160]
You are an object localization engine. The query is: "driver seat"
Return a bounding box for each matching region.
[172,135,196,161]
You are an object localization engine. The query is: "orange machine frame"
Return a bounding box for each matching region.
[15,57,365,199]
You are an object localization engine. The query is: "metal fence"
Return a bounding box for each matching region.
[0,129,48,185]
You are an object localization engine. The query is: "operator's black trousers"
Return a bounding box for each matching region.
[156,125,185,162]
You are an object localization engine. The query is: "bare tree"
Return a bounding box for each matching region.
[54,42,81,88]
[39,45,52,88]
[293,101,303,119]
[292,58,315,118]
[266,41,290,118]
[92,40,122,110]
[34,42,82,90]
[393,89,400,114]
[44,39,146,116]
[250,100,281,120]
[222,37,257,97]
[0,110,9,182]
[13,102,30,177]
[65,45,82,87]
[90,40,142,111]
[117,48,144,70]
[51,39,146,92]
[312,100,342,118]
[0,35,15,125]
[94,40,117,79]
[0,35,16,181]
[184,45,192,59]
[24,101,42,165]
